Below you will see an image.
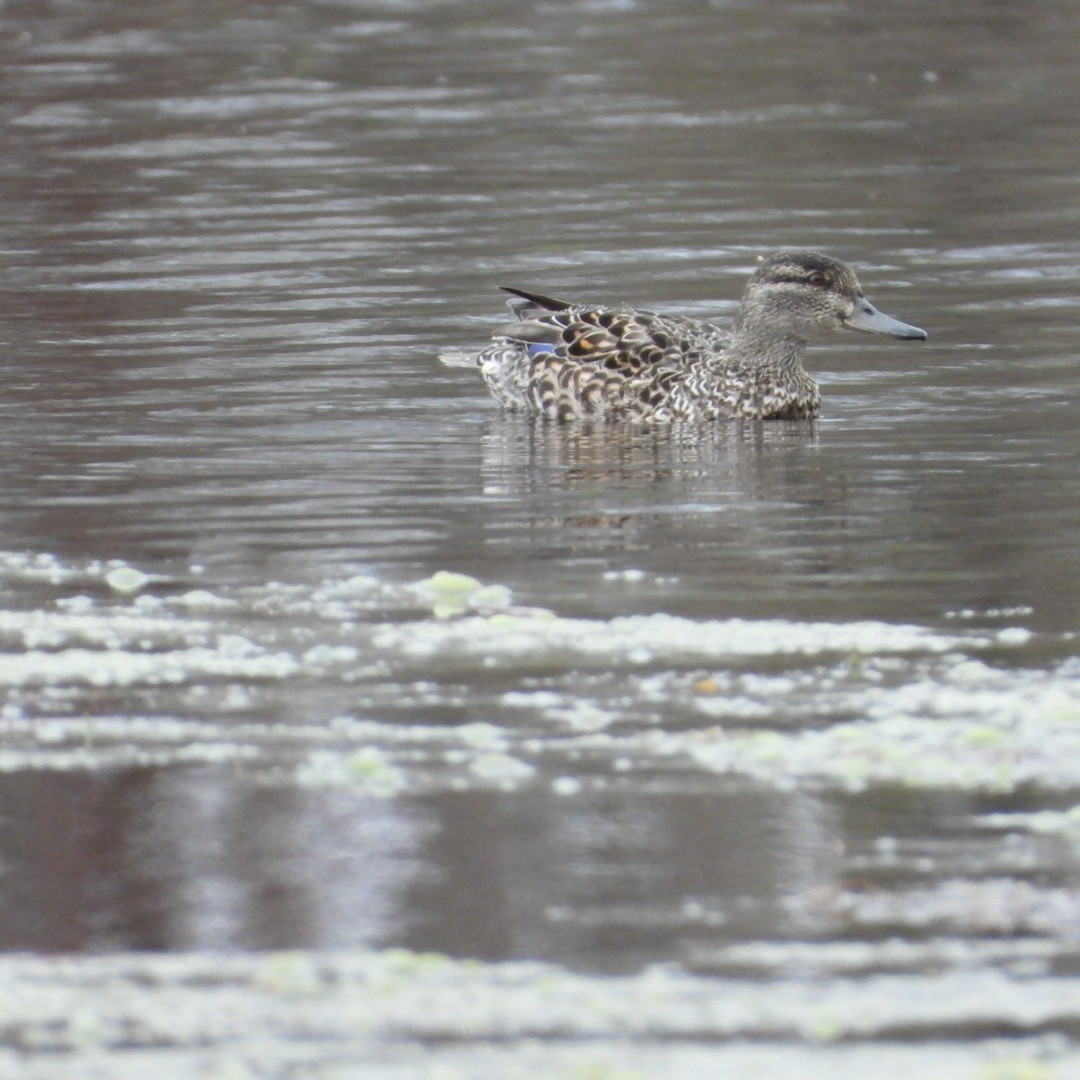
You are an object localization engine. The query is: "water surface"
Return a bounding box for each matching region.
[1,1,1079,1077]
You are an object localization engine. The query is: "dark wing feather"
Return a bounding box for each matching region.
[499,285,572,312]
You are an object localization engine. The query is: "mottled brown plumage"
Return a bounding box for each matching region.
[439,252,926,421]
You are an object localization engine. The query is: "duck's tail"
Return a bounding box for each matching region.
[437,347,481,368]
[439,286,570,368]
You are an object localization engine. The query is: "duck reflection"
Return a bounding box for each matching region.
[480,414,818,497]
[476,414,823,558]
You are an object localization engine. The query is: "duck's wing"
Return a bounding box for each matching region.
[494,292,708,376]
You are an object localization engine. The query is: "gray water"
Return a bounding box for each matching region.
[2,1,1080,1077]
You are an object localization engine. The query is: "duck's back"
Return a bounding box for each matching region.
[477,300,733,421]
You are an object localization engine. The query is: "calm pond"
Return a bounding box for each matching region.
[1,1,1079,1077]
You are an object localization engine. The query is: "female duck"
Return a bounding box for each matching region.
[439,252,926,421]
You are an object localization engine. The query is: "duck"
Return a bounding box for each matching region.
[439,251,926,421]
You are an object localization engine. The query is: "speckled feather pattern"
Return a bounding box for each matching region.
[477,308,819,421]
[441,252,925,422]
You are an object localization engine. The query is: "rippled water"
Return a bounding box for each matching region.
[2,1,1080,1076]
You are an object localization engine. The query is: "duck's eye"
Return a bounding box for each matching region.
[807,271,827,287]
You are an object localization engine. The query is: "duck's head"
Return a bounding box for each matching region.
[736,251,927,343]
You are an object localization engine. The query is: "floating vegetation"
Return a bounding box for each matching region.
[0,551,1073,795]
[0,948,1077,1080]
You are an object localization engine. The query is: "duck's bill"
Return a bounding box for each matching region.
[844,298,927,340]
